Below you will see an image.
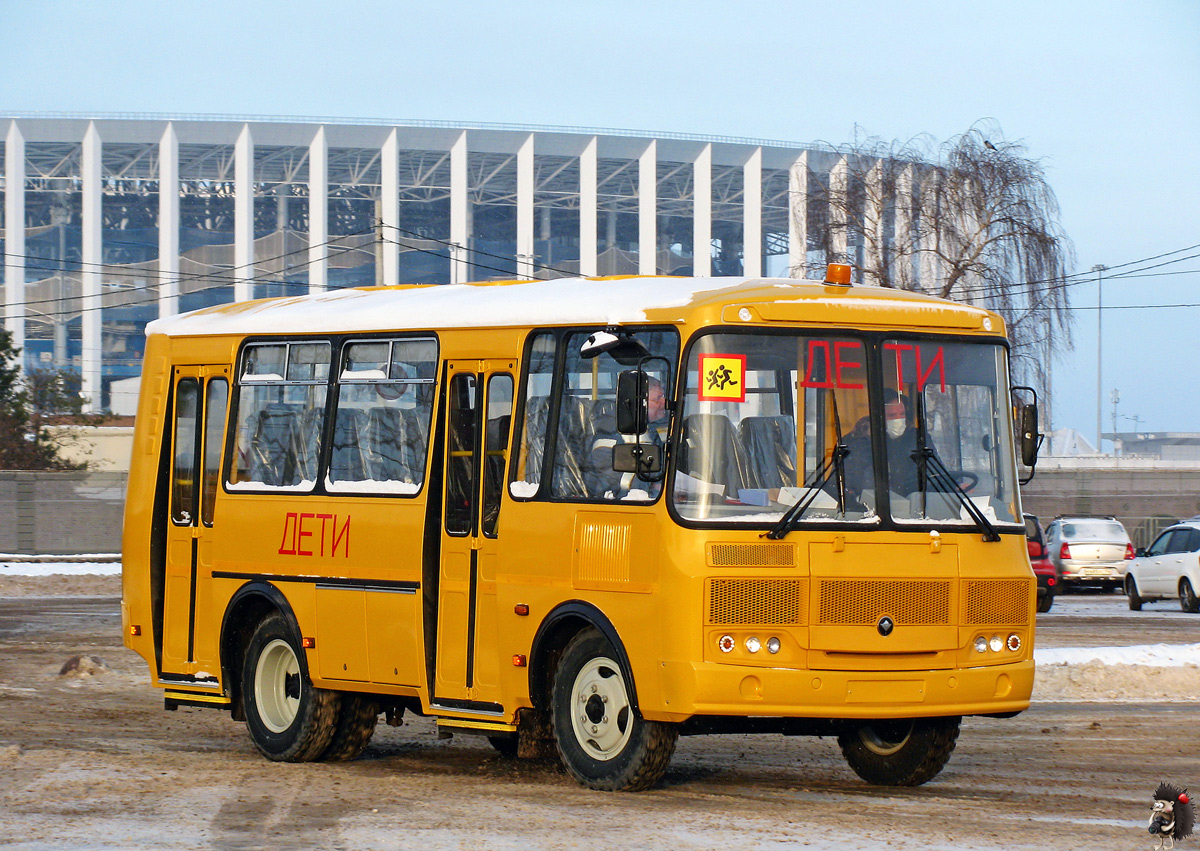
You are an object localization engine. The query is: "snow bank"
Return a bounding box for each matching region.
[1035,643,1200,667]
[0,561,121,577]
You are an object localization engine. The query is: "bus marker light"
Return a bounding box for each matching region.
[302,637,316,649]
[514,604,529,616]
[989,635,1003,653]
[1007,634,1022,652]
[718,635,735,653]
[745,637,761,654]
[130,625,141,636]
[512,654,527,667]
[766,637,781,654]
[974,636,988,653]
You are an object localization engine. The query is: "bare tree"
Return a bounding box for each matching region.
[805,122,1075,395]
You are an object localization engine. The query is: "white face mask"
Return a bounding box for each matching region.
[886,417,906,438]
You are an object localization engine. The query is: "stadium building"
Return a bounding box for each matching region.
[1,114,925,413]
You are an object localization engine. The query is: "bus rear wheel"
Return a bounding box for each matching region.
[242,613,339,762]
[320,694,379,761]
[838,716,960,786]
[551,629,677,791]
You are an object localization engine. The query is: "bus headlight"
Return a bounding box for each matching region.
[989,635,1003,653]
[745,636,761,654]
[974,636,988,653]
[766,637,781,654]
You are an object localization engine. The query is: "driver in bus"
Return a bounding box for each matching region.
[589,377,668,500]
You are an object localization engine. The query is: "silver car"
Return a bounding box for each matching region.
[1044,516,1134,591]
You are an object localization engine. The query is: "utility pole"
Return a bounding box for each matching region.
[1093,264,1107,451]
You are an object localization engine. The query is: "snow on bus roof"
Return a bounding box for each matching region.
[146,275,991,338]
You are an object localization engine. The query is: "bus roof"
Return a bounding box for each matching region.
[145,275,1003,338]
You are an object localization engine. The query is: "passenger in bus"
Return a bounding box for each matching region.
[589,378,668,500]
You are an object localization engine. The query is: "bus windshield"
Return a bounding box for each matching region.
[673,332,1021,528]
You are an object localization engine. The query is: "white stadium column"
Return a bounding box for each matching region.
[894,163,914,290]
[5,121,25,357]
[158,123,180,318]
[81,122,102,412]
[579,136,598,277]
[693,144,711,277]
[308,126,328,293]
[788,151,808,278]
[638,141,657,275]
[864,158,885,286]
[234,124,254,303]
[450,131,469,284]
[516,133,535,279]
[743,147,763,278]
[380,128,400,286]
[829,155,850,268]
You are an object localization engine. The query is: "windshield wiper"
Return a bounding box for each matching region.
[764,390,849,540]
[910,394,1000,543]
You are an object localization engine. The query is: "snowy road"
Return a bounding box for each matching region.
[1,575,1198,850]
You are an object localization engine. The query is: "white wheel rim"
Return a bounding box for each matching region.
[570,656,633,761]
[859,721,913,756]
[255,638,300,733]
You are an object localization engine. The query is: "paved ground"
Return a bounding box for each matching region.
[1,578,1197,850]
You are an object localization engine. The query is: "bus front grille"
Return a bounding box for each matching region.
[707,578,807,625]
[707,542,796,567]
[962,579,1030,625]
[817,579,952,625]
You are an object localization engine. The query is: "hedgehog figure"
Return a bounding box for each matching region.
[1149,783,1194,850]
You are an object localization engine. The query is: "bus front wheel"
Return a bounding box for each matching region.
[551,629,677,791]
[837,716,960,786]
[242,613,340,762]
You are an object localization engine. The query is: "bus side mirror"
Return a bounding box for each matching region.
[616,370,648,435]
[1018,402,1040,468]
[612,443,663,475]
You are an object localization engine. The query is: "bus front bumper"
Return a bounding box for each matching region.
[647,658,1034,723]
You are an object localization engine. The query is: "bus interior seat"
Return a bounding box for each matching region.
[365,406,413,483]
[679,413,753,494]
[329,408,368,483]
[519,396,551,487]
[739,415,797,489]
[551,395,594,498]
[249,405,303,486]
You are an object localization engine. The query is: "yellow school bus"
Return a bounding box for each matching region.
[122,266,1040,791]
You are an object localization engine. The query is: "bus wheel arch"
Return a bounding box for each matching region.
[528,601,638,714]
[219,583,300,723]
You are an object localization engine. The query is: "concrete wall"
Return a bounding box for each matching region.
[0,472,127,555]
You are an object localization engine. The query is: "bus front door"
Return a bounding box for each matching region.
[434,360,514,712]
[161,365,229,679]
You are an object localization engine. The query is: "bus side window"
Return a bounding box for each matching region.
[171,378,200,525]
[201,378,228,526]
[482,374,513,537]
[512,332,555,497]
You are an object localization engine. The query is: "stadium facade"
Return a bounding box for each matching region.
[1,114,910,413]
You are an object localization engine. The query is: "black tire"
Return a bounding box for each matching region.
[551,629,677,791]
[1181,578,1200,613]
[1126,576,1143,611]
[1036,592,1053,614]
[487,736,519,758]
[242,613,340,762]
[320,693,379,761]
[838,717,960,786]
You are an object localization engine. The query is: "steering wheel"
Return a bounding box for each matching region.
[946,470,979,492]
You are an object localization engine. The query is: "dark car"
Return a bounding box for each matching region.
[1025,513,1057,613]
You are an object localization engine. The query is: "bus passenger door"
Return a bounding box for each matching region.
[161,365,230,678]
[434,360,514,711]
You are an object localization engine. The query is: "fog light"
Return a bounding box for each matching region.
[745,636,761,654]
[1007,634,1022,652]
[718,634,735,653]
[974,636,988,653]
[766,637,781,654]
[989,635,1003,653]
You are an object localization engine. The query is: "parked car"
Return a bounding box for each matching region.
[1024,514,1057,613]
[1044,516,1134,592]
[1123,520,1200,612]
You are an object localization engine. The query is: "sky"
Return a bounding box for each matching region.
[1,0,1197,444]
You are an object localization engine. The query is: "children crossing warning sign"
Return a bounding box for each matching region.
[697,353,746,402]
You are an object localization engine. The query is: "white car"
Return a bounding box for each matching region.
[1123,520,1200,612]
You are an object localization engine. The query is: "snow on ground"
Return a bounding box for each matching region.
[0,560,121,576]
